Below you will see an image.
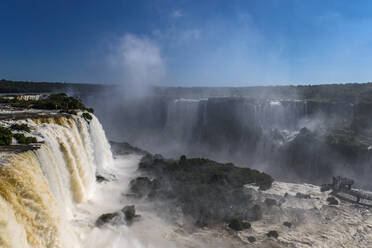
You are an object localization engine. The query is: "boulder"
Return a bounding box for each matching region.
[129,177,159,197]
[264,198,277,207]
[228,218,251,231]
[296,193,311,199]
[95,212,122,227]
[95,205,140,227]
[96,175,109,183]
[247,236,256,243]
[283,221,292,228]
[327,197,339,205]
[266,230,279,239]
[122,205,137,222]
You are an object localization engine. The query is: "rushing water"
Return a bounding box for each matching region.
[0,114,167,248]
[0,112,238,248]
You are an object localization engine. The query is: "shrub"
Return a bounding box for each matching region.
[11,100,33,108]
[33,93,86,110]
[0,127,12,145]
[82,112,93,121]
[14,133,37,144]
[86,107,94,113]
[68,110,77,115]
[9,124,30,132]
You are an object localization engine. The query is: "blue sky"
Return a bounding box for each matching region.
[1,0,372,86]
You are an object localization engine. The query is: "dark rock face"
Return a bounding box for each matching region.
[110,141,149,156]
[295,193,311,199]
[129,177,160,197]
[264,198,277,207]
[266,230,279,239]
[96,175,109,183]
[129,154,273,226]
[228,218,251,231]
[247,236,256,243]
[122,205,137,221]
[96,212,122,227]
[95,205,140,227]
[283,221,292,228]
[327,197,339,205]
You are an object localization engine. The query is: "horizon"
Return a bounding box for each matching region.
[2,78,372,88]
[1,1,372,86]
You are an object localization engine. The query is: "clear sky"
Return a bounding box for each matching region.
[1,0,372,86]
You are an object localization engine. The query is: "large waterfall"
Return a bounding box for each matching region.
[0,114,113,248]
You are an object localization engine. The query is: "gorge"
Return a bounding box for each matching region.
[1,87,372,247]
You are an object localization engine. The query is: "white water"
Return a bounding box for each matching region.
[0,113,190,248]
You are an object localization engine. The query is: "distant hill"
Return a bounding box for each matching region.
[0,79,109,95]
[154,82,372,103]
[2,79,372,103]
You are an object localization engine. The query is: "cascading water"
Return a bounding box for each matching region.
[164,98,201,142]
[0,113,114,248]
[0,112,195,248]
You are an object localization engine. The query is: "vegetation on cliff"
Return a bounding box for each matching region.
[126,149,273,226]
[0,93,94,113]
[0,127,13,145]
[0,126,37,145]
[13,133,37,144]
[9,124,30,132]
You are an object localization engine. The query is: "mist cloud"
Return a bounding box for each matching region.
[109,33,166,97]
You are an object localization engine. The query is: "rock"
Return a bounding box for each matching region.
[179,155,187,165]
[95,212,122,227]
[264,198,277,207]
[247,236,256,243]
[228,218,251,231]
[131,153,273,226]
[129,177,159,197]
[327,197,339,205]
[96,175,109,183]
[283,221,292,228]
[250,204,263,221]
[321,184,331,192]
[296,192,311,199]
[195,219,208,228]
[266,230,279,239]
[122,205,138,222]
[95,205,140,227]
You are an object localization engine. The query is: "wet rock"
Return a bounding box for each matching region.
[122,205,137,222]
[109,141,149,156]
[228,218,251,231]
[96,212,122,227]
[327,196,339,205]
[296,192,311,199]
[131,153,273,226]
[264,198,277,207]
[250,204,263,221]
[129,177,159,197]
[96,175,109,183]
[266,230,279,239]
[247,236,256,243]
[283,221,292,228]
[95,205,140,227]
[321,184,332,192]
[195,219,208,228]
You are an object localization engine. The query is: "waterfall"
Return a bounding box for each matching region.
[0,113,113,248]
[164,99,201,142]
